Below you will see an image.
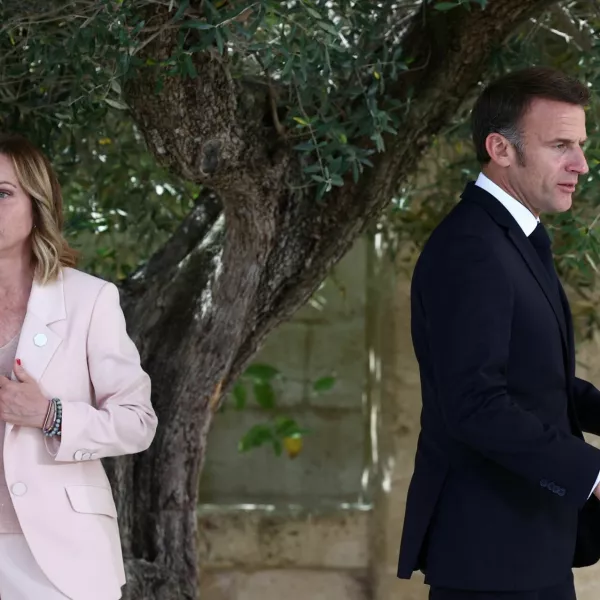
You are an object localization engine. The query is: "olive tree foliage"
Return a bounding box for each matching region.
[3,0,600,598]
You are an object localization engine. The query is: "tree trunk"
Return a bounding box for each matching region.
[105,1,559,598]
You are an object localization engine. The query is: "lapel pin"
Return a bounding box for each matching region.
[33,334,47,347]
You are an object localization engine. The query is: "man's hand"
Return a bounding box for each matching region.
[0,360,48,429]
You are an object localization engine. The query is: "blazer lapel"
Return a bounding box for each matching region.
[5,271,65,437]
[462,183,568,352]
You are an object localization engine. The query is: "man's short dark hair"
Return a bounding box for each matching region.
[471,66,590,164]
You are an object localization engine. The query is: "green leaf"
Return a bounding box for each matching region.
[305,6,321,19]
[215,28,224,55]
[272,438,283,456]
[253,381,276,409]
[244,363,281,382]
[313,376,336,392]
[238,424,274,453]
[281,56,295,78]
[434,2,459,10]
[274,417,309,438]
[203,0,220,18]
[174,0,190,20]
[104,98,128,110]
[330,173,344,187]
[184,54,197,78]
[294,141,315,151]
[315,181,328,201]
[233,382,247,410]
[110,79,122,95]
[303,163,323,174]
[318,21,338,36]
[181,20,214,30]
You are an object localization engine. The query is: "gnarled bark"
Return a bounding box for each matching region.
[105,1,559,598]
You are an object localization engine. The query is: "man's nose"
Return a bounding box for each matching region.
[570,147,589,174]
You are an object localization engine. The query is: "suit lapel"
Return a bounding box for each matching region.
[506,227,568,348]
[462,183,569,353]
[557,280,583,431]
[5,271,65,437]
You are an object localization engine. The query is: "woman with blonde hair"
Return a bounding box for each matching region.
[0,133,157,599]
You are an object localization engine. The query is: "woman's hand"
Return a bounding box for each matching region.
[0,360,48,429]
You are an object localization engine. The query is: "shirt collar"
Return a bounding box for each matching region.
[475,172,539,237]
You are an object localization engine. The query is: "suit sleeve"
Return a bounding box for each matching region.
[50,282,157,462]
[421,234,600,509]
[574,377,600,436]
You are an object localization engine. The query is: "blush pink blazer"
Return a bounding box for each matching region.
[3,267,157,600]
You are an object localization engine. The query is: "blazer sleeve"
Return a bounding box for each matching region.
[573,377,600,436]
[50,281,157,462]
[421,234,600,509]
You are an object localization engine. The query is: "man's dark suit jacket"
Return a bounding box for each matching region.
[397,182,600,592]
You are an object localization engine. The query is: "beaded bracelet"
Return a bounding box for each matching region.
[42,398,62,437]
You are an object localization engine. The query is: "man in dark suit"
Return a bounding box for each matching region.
[397,67,600,600]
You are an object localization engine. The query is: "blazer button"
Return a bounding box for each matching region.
[11,482,27,496]
[73,450,84,461]
[33,333,47,347]
[540,479,548,488]
[558,488,566,497]
[82,452,91,461]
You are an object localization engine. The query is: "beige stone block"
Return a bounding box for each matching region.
[575,563,600,600]
[201,571,238,600]
[201,569,368,600]
[198,507,370,570]
[296,237,367,323]
[200,570,370,600]
[307,322,366,408]
[385,573,427,600]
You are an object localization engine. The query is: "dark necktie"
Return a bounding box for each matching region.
[528,222,558,285]
[528,223,574,384]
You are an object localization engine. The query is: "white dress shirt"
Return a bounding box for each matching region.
[475,172,539,234]
[475,172,600,498]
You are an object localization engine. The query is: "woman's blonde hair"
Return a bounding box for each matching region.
[0,134,77,283]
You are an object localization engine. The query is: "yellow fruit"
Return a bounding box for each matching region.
[283,435,303,458]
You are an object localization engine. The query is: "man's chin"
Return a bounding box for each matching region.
[549,195,573,214]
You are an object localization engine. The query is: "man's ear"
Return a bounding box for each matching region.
[485,133,514,167]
